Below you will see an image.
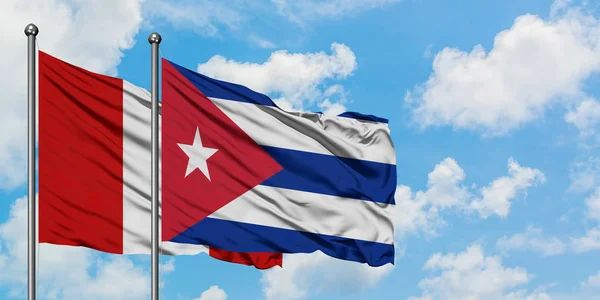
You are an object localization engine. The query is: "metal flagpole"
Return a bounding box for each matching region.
[148,32,162,300]
[25,23,39,300]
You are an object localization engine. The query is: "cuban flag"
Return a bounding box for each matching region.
[161,59,397,267]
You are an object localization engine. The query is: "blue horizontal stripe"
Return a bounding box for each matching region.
[170,217,395,267]
[168,59,277,106]
[166,59,390,124]
[261,146,396,205]
[337,112,389,124]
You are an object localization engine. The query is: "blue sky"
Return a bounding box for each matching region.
[1,0,600,299]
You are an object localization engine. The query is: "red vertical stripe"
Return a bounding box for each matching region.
[39,51,124,254]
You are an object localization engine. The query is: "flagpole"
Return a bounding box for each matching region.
[148,32,162,300]
[24,23,39,300]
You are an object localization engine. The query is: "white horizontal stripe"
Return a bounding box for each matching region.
[211,98,396,165]
[208,185,395,244]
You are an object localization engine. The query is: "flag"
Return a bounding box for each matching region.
[161,59,397,267]
[38,51,282,269]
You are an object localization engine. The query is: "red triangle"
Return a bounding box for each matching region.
[161,60,283,241]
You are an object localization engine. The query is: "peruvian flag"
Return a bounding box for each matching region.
[38,51,282,269]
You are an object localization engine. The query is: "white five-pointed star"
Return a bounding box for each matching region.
[178,127,218,180]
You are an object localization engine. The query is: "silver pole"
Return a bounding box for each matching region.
[24,23,38,300]
[148,32,162,300]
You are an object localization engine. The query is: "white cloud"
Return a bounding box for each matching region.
[469,158,546,218]
[272,0,401,24]
[160,258,176,273]
[550,0,574,17]
[318,99,347,115]
[395,157,544,238]
[0,0,144,189]
[143,0,245,37]
[496,226,566,257]
[194,285,228,300]
[504,290,553,300]
[569,157,600,192]
[565,98,600,137]
[535,271,600,299]
[248,35,277,49]
[424,44,434,58]
[526,271,600,300]
[409,244,540,300]
[406,5,600,136]
[0,196,151,299]
[585,188,600,221]
[197,43,356,113]
[143,0,399,46]
[581,270,600,289]
[317,85,349,115]
[571,228,600,253]
[422,157,471,209]
[393,184,445,238]
[393,157,468,238]
[70,258,149,300]
[570,187,600,253]
[260,251,394,300]
[158,258,176,288]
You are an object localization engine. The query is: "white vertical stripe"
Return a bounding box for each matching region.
[122,80,207,255]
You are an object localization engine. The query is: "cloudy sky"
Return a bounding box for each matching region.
[1,0,600,299]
